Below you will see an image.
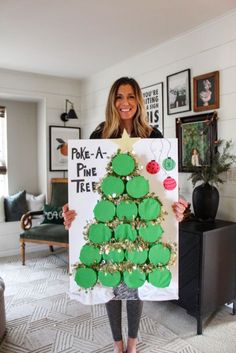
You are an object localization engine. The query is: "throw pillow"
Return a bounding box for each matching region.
[4,190,28,222]
[26,193,45,212]
[0,196,5,222]
[42,204,64,224]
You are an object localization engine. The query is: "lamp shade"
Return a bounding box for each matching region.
[67,108,78,120]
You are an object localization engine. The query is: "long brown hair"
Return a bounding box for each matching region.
[102,77,152,138]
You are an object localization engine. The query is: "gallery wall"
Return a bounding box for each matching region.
[79,10,236,221]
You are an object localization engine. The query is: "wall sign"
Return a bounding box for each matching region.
[142,82,164,135]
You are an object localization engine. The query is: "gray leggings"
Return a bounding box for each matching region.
[105,300,143,341]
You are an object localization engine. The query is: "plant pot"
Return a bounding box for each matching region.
[192,183,219,221]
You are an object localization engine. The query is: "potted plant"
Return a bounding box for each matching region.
[189,139,236,221]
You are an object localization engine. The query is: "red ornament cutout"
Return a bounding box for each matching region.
[146,160,160,174]
[163,176,176,190]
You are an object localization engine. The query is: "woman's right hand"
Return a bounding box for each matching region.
[62,203,77,230]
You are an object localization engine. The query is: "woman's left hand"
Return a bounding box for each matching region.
[172,197,188,222]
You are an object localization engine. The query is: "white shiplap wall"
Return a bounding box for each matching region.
[79,10,236,221]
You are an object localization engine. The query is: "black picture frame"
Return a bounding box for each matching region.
[49,125,81,171]
[141,82,164,135]
[176,112,218,172]
[167,69,191,115]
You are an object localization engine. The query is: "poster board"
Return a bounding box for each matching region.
[68,136,178,304]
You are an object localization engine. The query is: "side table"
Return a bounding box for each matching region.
[177,219,236,334]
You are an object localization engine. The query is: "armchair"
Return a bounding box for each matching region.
[20,178,69,265]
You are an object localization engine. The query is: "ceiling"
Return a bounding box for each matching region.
[1,0,235,79]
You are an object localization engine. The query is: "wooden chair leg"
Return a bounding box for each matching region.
[21,241,25,265]
[49,245,54,252]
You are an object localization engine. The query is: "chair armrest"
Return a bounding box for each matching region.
[21,210,44,230]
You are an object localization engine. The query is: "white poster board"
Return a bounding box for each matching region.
[68,137,178,305]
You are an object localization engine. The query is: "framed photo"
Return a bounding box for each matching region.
[176,112,217,172]
[167,69,191,115]
[193,71,219,112]
[142,82,164,135]
[49,125,81,171]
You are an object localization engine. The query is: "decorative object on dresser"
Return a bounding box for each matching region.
[189,139,236,221]
[20,178,68,265]
[178,219,236,335]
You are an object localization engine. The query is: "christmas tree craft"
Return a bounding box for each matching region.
[74,149,176,291]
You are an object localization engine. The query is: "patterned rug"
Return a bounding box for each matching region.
[0,250,201,353]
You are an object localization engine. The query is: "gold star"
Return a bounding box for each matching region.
[111,129,140,152]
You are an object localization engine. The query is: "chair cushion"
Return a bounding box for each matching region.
[4,190,28,222]
[41,204,64,224]
[20,224,68,243]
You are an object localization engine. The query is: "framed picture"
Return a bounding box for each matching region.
[193,71,219,112]
[176,112,218,172]
[167,69,191,115]
[49,125,81,171]
[142,82,164,135]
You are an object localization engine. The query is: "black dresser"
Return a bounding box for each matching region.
[177,219,236,334]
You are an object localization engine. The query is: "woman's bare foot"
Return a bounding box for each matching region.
[127,337,137,353]
[113,340,124,353]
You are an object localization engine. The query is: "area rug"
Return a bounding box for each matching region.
[0,250,201,353]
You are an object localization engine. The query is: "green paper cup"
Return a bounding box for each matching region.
[138,198,161,220]
[139,223,163,242]
[148,268,172,288]
[75,267,97,289]
[126,176,149,199]
[114,223,137,241]
[112,153,135,176]
[93,200,116,222]
[98,271,121,287]
[79,244,101,266]
[101,176,125,198]
[126,249,148,264]
[149,244,171,265]
[88,223,112,244]
[116,200,138,221]
[123,268,146,288]
[103,249,125,263]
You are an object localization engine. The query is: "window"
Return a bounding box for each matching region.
[0,106,7,195]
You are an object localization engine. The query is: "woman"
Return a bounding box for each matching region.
[63,77,187,353]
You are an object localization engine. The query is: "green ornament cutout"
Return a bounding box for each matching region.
[162,157,176,171]
[139,223,163,243]
[116,201,138,221]
[79,244,101,266]
[123,268,146,288]
[101,176,125,197]
[148,268,172,288]
[93,200,116,222]
[114,223,137,241]
[126,249,148,264]
[126,176,149,198]
[112,153,135,176]
[75,268,97,289]
[103,249,125,263]
[138,198,161,220]
[149,243,171,265]
[98,271,121,287]
[88,223,112,244]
